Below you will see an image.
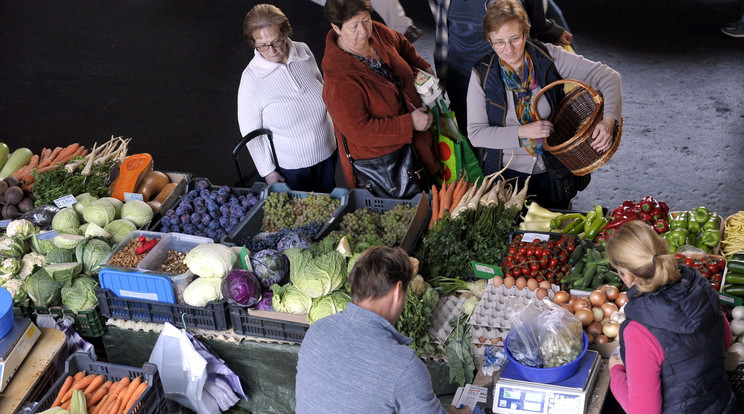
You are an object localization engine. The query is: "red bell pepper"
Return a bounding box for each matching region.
[605,215,637,230]
[653,218,669,233]
[637,211,653,223]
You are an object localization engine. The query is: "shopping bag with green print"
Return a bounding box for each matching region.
[431,101,484,185]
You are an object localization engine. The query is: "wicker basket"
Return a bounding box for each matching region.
[534,79,623,176]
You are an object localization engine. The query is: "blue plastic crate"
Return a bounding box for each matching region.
[100,267,176,303]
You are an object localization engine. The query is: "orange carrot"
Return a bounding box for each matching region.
[123,381,148,413]
[441,179,457,214]
[429,185,439,229]
[86,383,110,408]
[50,143,79,162]
[84,374,106,395]
[117,377,141,410]
[438,181,447,219]
[62,373,97,403]
[61,399,71,411]
[450,177,468,209]
[48,146,64,163]
[104,394,123,414]
[50,145,85,166]
[52,375,74,407]
[91,393,111,414]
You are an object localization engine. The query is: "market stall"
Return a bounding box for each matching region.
[1,138,743,413]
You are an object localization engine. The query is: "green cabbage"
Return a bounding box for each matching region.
[84,222,111,240]
[73,193,98,220]
[98,197,124,219]
[75,238,111,275]
[285,248,346,299]
[46,248,75,264]
[120,200,154,227]
[6,219,36,240]
[30,231,57,255]
[53,234,86,250]
[51,208,80,232]
[307,290,351,324]
[183,277,223,307]
[61,275,98,312]
[44,262,83,283]
[184,243,236,278]
[0,236,28,258]
[83,201,116,227]
[270,283,312,314]
[24,268,62,307]
[103,219,137,245]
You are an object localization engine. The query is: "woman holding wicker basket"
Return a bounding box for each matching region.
[466,0,622,209]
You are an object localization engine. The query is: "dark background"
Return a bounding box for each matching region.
[1,0,743,216]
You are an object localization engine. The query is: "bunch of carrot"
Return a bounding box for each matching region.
[12,143,87,192]
[428,176,474,229]
[51,370,149,414]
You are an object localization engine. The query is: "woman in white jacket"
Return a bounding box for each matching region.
[237,4,337,192]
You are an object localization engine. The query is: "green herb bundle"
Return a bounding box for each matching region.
[32,160,115,206]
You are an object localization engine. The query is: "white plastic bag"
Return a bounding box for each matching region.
[148,323,220,414]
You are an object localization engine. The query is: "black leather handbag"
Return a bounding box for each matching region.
[340,134,425,199]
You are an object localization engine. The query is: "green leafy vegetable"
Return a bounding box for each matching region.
[0,236,28,258]
[75,238,111,275]
[120,199,153,227]
[83,200,116,227]
[285,248,346,299]
[445,313,475,386]
[61,275,98,312]
[51,208,81,233]
[24,268,62,307]
[32,161,114,207]
[307,290,350,324]
[270,283,312,314]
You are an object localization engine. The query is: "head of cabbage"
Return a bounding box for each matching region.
[120,200,154,227]
[285,248,346,299]
[75,238,112,275]
[52,208,81,233]
[24,268,62,307]
[103,219,137,245]
[83,201,117,227]
[270,283,312,315]
[61,275,98,312]
[307,290,351,324]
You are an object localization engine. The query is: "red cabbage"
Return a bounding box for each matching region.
[221,269,262,307]
[251,249,290,288]
[255,288,274,311]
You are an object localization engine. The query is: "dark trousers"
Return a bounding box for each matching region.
[278,150,338,194]
[501,169,571,210]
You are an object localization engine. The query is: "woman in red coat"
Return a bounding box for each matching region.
[321,0,440,198]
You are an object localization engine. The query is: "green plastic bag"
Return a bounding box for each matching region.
[431,101,484,185]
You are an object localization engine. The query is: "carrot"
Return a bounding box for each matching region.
[429,185,439,229]
[123,381,148,413]
[50,146,85,167]
[91,393,111,414]
[84,374,106,394]
[50,143,79,163]
[61,399,71,411]
[52,375,74,407]
[62,373,97,403]
[450,179,467,211]
[117,376,141,410]
[87,382,112,408]
[104,394,123,414]
[441,178,457,214]
[438,181,447,219]
[48,146,64,163]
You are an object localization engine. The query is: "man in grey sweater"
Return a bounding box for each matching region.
[295,246,471,414]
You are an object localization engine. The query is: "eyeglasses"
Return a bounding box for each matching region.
[489,33,525,50]
[255,37,285,52]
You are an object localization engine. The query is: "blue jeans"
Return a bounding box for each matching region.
[278,150,338,193]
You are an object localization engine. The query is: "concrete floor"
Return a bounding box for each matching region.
[1,0,742,217]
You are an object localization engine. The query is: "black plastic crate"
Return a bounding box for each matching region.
[149,177,265,240]
[32,304,107,338]
[95,287,230,331]
[31,352,165,414]
[228,304,309,343]
[317,189,431,253]
[220,182,348,247]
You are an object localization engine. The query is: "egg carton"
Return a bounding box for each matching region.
[470,283,557,331]
[470,325,508,358]
[429,295,467,344]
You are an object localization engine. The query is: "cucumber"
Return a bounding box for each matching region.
[0,147,32,180]
[724,285,744,297]
[568,244,585,265]
[579,262,598,288]
[725,272,744,285]
[0,143,9,171]
[733,253,744,262]
[727,260,744,274]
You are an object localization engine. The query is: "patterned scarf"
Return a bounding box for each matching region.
[499,52,542,156]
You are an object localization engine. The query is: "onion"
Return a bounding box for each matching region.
[732,319,744,336]
[603,321,621,338]
[601,302,619,318]
[733,306,744,321]
[615,291,629,308]
[587,321,603,337]
[603,285,620,301]
[587,334,595,344]
[573,296,592,310]
[589,289,607,307]
[561,303,574,313]
[553,290,570,305]
[568,294,578,306]
[610,311,626,324]
[592,307,604,322]
[575,308,594,327]
[595,334,610,344]
[729,342,744,363]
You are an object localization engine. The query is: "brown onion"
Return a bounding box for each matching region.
[589,289,607,307]
[575,308,594,327]
[604,285,620,301]
[592,307,604,322]
[595,334,610,344]
[587,334,595,344]
[553,291,570,305]
[587,321,604,337]
[568,294,578,306]
[561,303,574,313]
[601,302,619,318]
[573,297,592,310]
[603,321,621,338]
[615,291,629,308]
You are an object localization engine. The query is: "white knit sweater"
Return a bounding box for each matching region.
[237,40,336,177]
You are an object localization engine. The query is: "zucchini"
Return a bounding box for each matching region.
[0,142,8,171]
[727,260,744,274]
[725,272,744,286]
[578,262,598,288]
[724,284,744,297]
[568,244,585,265]
[0,147,32,180]
[732,253,744,262]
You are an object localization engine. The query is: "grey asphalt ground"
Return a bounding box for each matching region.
[1,0,742,217]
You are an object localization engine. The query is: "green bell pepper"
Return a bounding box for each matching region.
[687,230,698,246]
[703,212,721,231]
[693,206,710,224]
[667,229,689,249]
[696,239,713,253]
[662,232,679,253]
[669,212,688,230]
[687,217,701,235]
[700,228,721,247]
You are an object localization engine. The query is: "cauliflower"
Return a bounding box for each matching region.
[6,219,36,240]
[0,258,22,278]
[19,253,46,280]
[2,278,28,303]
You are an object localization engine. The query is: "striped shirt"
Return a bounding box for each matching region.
[237,40,336,177]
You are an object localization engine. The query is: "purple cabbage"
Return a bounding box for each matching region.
[255,288,274,311]
[251,249,290,288]
[276,232,313,252]
[221,269,262,307]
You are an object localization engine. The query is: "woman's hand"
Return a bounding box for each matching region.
[591,117,616,152]
[264,170,285,185]
[608,355,624,370]
[411,106,433,132]
[447,405,473,414]
[518,120,554,139]
[555,31,573,46]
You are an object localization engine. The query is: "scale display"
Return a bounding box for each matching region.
[492,350,601,414]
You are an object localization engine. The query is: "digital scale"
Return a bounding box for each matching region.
[0,318,41,392]
[491,350,601,414]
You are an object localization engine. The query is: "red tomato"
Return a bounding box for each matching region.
[526,248,535,256]
[707,262,721,274]
[508,247,517,256]
[684,258,695,267]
